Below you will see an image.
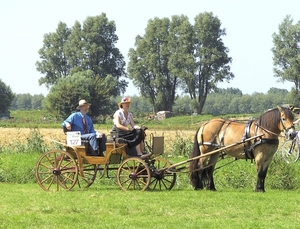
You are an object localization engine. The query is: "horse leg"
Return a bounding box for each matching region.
[255,167,269,192]
[194,157,207,190]
[255,148,276,192]
[255,155,273,192]
[190,158,203,190]
[204,165,217,191]
[204,154,218,191]
[198,154,218,190]
[192,157,210,190]
[195,170,204,190]
[255,157,267,192]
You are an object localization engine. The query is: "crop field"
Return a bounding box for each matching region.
[0,127,196,155]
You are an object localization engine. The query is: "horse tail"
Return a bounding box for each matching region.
[190,128,201,188]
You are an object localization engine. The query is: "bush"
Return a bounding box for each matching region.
[0,152,40,183]
[168,131,194,157]
[267,154,300,190]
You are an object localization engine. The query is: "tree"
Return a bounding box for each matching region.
[15,93,32,110]
[173,95,193,115]
[128,13,233,114]
[32,94,45,110]
[43,70,112,120]
[128,17,177,113]
[0,79,15,112]
[36,22,71,88]
[272,15,300,106]
[36,13,127,115]
[191,12,234,113]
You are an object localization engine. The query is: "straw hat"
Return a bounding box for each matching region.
[76,99,91,109]
[118,97,131,107]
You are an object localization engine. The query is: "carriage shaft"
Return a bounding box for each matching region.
[161,134,264,173]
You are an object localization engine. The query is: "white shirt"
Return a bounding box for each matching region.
[113,109,133,127]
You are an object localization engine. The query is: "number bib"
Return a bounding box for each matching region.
[66,131,82,146]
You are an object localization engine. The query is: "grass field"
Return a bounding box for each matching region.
[1,182,300,229]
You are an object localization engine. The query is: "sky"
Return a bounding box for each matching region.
[1,0,299,96]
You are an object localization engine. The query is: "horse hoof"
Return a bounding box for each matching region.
[206,188,217,191]
[194,186,203,190]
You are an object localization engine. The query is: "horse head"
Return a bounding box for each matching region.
[277,106,296,140]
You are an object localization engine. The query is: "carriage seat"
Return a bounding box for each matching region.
[106,130,139,156]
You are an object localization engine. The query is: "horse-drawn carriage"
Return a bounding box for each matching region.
[36,106,296,192]
[35,129,177,192]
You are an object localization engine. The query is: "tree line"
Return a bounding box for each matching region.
[8,87,295,119]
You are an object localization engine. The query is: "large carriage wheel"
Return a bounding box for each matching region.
[147,157,176,191]
[77,163,97,188]
[35,150,78,191]
[117,157,151,191]
[280,139,300,163]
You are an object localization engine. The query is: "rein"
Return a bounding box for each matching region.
[255,118,294,138]
[256,124,279,137]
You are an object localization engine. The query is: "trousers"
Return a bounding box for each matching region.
[81,133,107,154]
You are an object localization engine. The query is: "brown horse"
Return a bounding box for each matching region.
[189,106,295,192]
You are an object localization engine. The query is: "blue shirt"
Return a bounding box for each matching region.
[62,111,96,135]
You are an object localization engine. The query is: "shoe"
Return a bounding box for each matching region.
[98,151,105,157]
[140,154,151,159]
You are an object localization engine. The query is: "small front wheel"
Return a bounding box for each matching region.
[280,139,300,163]
[117,157,150,191]
[147,157,176,191]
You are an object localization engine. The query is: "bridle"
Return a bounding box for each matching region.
[280,117,295,139]
[280,117,294,133]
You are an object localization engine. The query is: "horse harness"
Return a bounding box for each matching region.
[200,119,279,161]
[241,120,279,160]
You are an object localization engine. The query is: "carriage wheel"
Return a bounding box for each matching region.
[280,139,300,163]
[77,163,97,188]
[35,150,78,191]
[147,157,177,191]
[117,157,151,191]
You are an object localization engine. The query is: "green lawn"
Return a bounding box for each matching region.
[1,182,300,229]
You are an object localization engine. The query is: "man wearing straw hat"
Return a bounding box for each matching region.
[62,99,106,156]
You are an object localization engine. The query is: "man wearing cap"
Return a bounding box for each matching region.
[62,99,106,156]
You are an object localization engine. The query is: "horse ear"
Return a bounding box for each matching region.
[277,106,283,113]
